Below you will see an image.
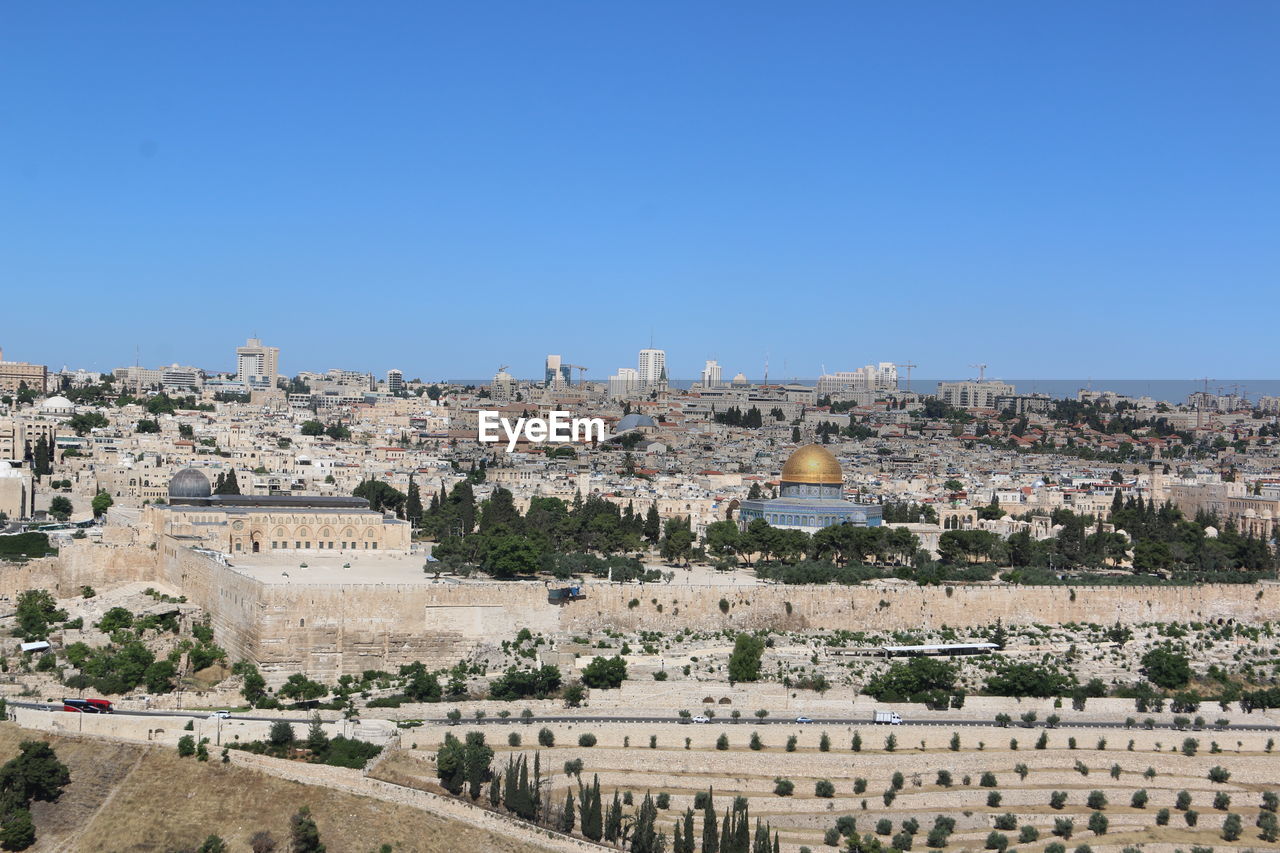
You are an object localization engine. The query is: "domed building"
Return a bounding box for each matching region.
[737,444,882,532]
[168,468,213,500]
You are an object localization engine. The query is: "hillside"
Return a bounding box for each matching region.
[0,726,542,852]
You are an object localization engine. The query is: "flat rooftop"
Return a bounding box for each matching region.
[222,551,441,586]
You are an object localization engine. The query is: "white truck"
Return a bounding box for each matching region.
[873,710,903,725]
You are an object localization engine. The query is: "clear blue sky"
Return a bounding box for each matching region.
[3,2,1277,381]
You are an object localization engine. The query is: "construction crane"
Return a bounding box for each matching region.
[899,361,917,392]
[564,364,589,386]
[969,363,988,383]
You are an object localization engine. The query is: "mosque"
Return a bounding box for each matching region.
[736,443,882,532]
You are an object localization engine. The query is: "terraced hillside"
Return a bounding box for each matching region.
[387,720,1280,852]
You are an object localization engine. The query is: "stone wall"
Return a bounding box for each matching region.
[9,539,1279,683]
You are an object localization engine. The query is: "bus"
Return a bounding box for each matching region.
[62,698,113,714]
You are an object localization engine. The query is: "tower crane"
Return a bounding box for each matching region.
[969,363,988,383]
[564,364,589,386]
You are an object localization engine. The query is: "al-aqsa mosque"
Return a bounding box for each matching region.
[737,444,883,532]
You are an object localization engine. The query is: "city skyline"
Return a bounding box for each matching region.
[4,2,1279,378]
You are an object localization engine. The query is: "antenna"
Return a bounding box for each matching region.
[969,363,988,383]
[900,361,917,393]
[764,352,769,384]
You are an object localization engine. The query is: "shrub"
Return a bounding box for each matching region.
[538,728,554,747]
[979,771,997,787]
[1212,792,1230,810]
[1155,808,1170,826]
[577,733,596,747]
[774,778,794,796]
[656,792,670,809]
[1222,812,1242,841]
[1050,791,1068,810]
[891,771,905,791]
[876,819,893,836]
[1053,817,1074,839]
[993,814,1017,831]
[507,732,521,747]
[785,734,797,752]
[936,770,953,787]
[1018,825,1038,843]
[749,732,763,751]
[1045,845,1065,853]
[883,789,896,807]
[984,831,1008,851]
[1086,791,1107,810]
[926,828,949,848]
[853,778,867,794]
[1176,790,1192,811]
[823,828,840,847]
[892,831,914,851]
[987,791,1002,807]
[815,779,835,798]
[1208,765,1230,783]
[1263,790,1279,812]
[1183,809,1199,826]
[1087,812,1108,836]
[1131,789,1148,808]
[819,732,830,752]
[716,734,729,750]
[178,735,196,757]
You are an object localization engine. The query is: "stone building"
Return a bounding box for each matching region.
[142,468,411,556]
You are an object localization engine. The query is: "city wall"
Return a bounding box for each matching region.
[7,541,1277,682]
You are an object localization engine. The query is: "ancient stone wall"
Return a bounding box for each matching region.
[9,539,1278,683]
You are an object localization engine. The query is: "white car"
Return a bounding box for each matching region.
[691,715,710,724]
[794,715,814,724]
[209,710,231,719]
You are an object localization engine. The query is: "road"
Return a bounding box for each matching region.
[11,702,1279,732]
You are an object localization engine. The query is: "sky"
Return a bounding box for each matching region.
[2,2,1278,381]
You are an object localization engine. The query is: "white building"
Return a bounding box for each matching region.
[937,380,1016,409]
[816,363,898,395]
[638,349,666,386]
[236,338,279,390]
[701,360,722,388]
[387,369,404,394]
[608,368,641,399]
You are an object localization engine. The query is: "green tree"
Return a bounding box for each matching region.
[727,634,766,683]
[47,496,72,521]
[1142,646,1192,690]
[14,590,65,640]
[581,656,627,689]
[0,808,35,851]
[234,660,268,707]
[91,490,113,517]
[289,806,325,853]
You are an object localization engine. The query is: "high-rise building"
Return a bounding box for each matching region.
[700,360,722,388]
[236,338,280,390]
[816,363,898,395]
[608,368,641,399]
[544,355,571,388]
[638,348,666,386]
[387,369,404,394]
[0,347,48,395]
[937,379,1016,409]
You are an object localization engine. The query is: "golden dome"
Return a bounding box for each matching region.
[780,444,843,485]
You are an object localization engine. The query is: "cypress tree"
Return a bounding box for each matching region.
[702,788,718,853]
[560,788,574,833]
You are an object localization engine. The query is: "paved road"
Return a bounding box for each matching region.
[12,702,1279,732]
